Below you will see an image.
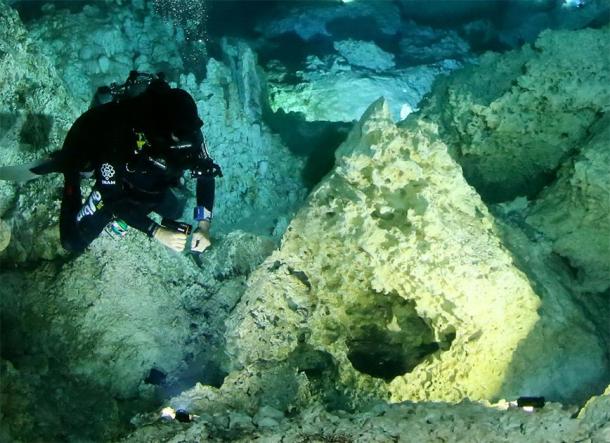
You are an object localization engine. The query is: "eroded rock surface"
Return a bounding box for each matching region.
[117,96,610,443]
[0,1,78,262]
[527,115,610,294]
[178,39,307,238]
[2,2,609,442]
[120,386,610,442]
[225,100,608,407]
[0,230,276,442]
[422,27,610,203]
[27,1,184,108]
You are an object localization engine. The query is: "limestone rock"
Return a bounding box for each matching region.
[1,173,67,262]
[225,99,608,407]
[197,230,276,280]
[0,2,77,129]
[495,0,610,49]
[399,23,471,63]
[0,1,78,261]
[333,39,395,71]
[422,27,610,202]
[26,1,184,107]
[526,115,610,293]
[579,384,610,440]
[3,2,609,442]
[488,202,610,404]
[0,229,276,441]
[121,384,610,442]
[180,39,306,238]
[0,218,10,252]
[268,57,460,122]
[257,1,402,41]
[118,97,610,443]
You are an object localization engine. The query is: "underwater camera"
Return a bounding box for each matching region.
[161,218,192,236]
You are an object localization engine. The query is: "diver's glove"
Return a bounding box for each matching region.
[191,157,223,178]
[153,226,188,252]
[191,220,211,253]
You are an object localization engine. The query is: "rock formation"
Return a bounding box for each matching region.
[422,27,610,203]
[1,1,609,442]
[527,115,610,294]
[120,98,610,442]
[0,1,78,262]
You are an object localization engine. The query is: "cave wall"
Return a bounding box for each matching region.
[0,230,277,441]
[421,26,610,203]
[420,25,610,300]
[0,1,79,260]
[176,39,307,237]
[527,115,610,294]
[0,2,301,441]
[1,1,610,441]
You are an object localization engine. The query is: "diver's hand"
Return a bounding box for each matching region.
[154,226,187,252]
[191,220,211,253]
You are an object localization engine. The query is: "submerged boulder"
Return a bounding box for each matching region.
[224,99,608,407]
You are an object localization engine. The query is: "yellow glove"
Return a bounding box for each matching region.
[153,226,188,252]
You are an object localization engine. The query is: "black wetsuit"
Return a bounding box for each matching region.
[59,97,215,253]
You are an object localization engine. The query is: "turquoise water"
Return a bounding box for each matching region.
[1,1,609,441]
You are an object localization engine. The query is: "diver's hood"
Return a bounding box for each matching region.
[130,82,203,141]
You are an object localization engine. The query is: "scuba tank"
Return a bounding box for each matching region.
[2,71,223,181]
[0,71,170,182]
[90,71,167,108]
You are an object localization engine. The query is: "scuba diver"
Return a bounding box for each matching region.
[1,72,222,253]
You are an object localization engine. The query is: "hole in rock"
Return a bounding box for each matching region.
[161,357,228,400]
[259,33,335,72]
[0,112,19,134]
[144,368,167,385]
[290,344,337,379]
[326,16,399,53]
[344,292,443,381]
[288,343,355,412]
[347,329,439,381]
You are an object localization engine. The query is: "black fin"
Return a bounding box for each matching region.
[0,157,59,182]
[30,157,62,175]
